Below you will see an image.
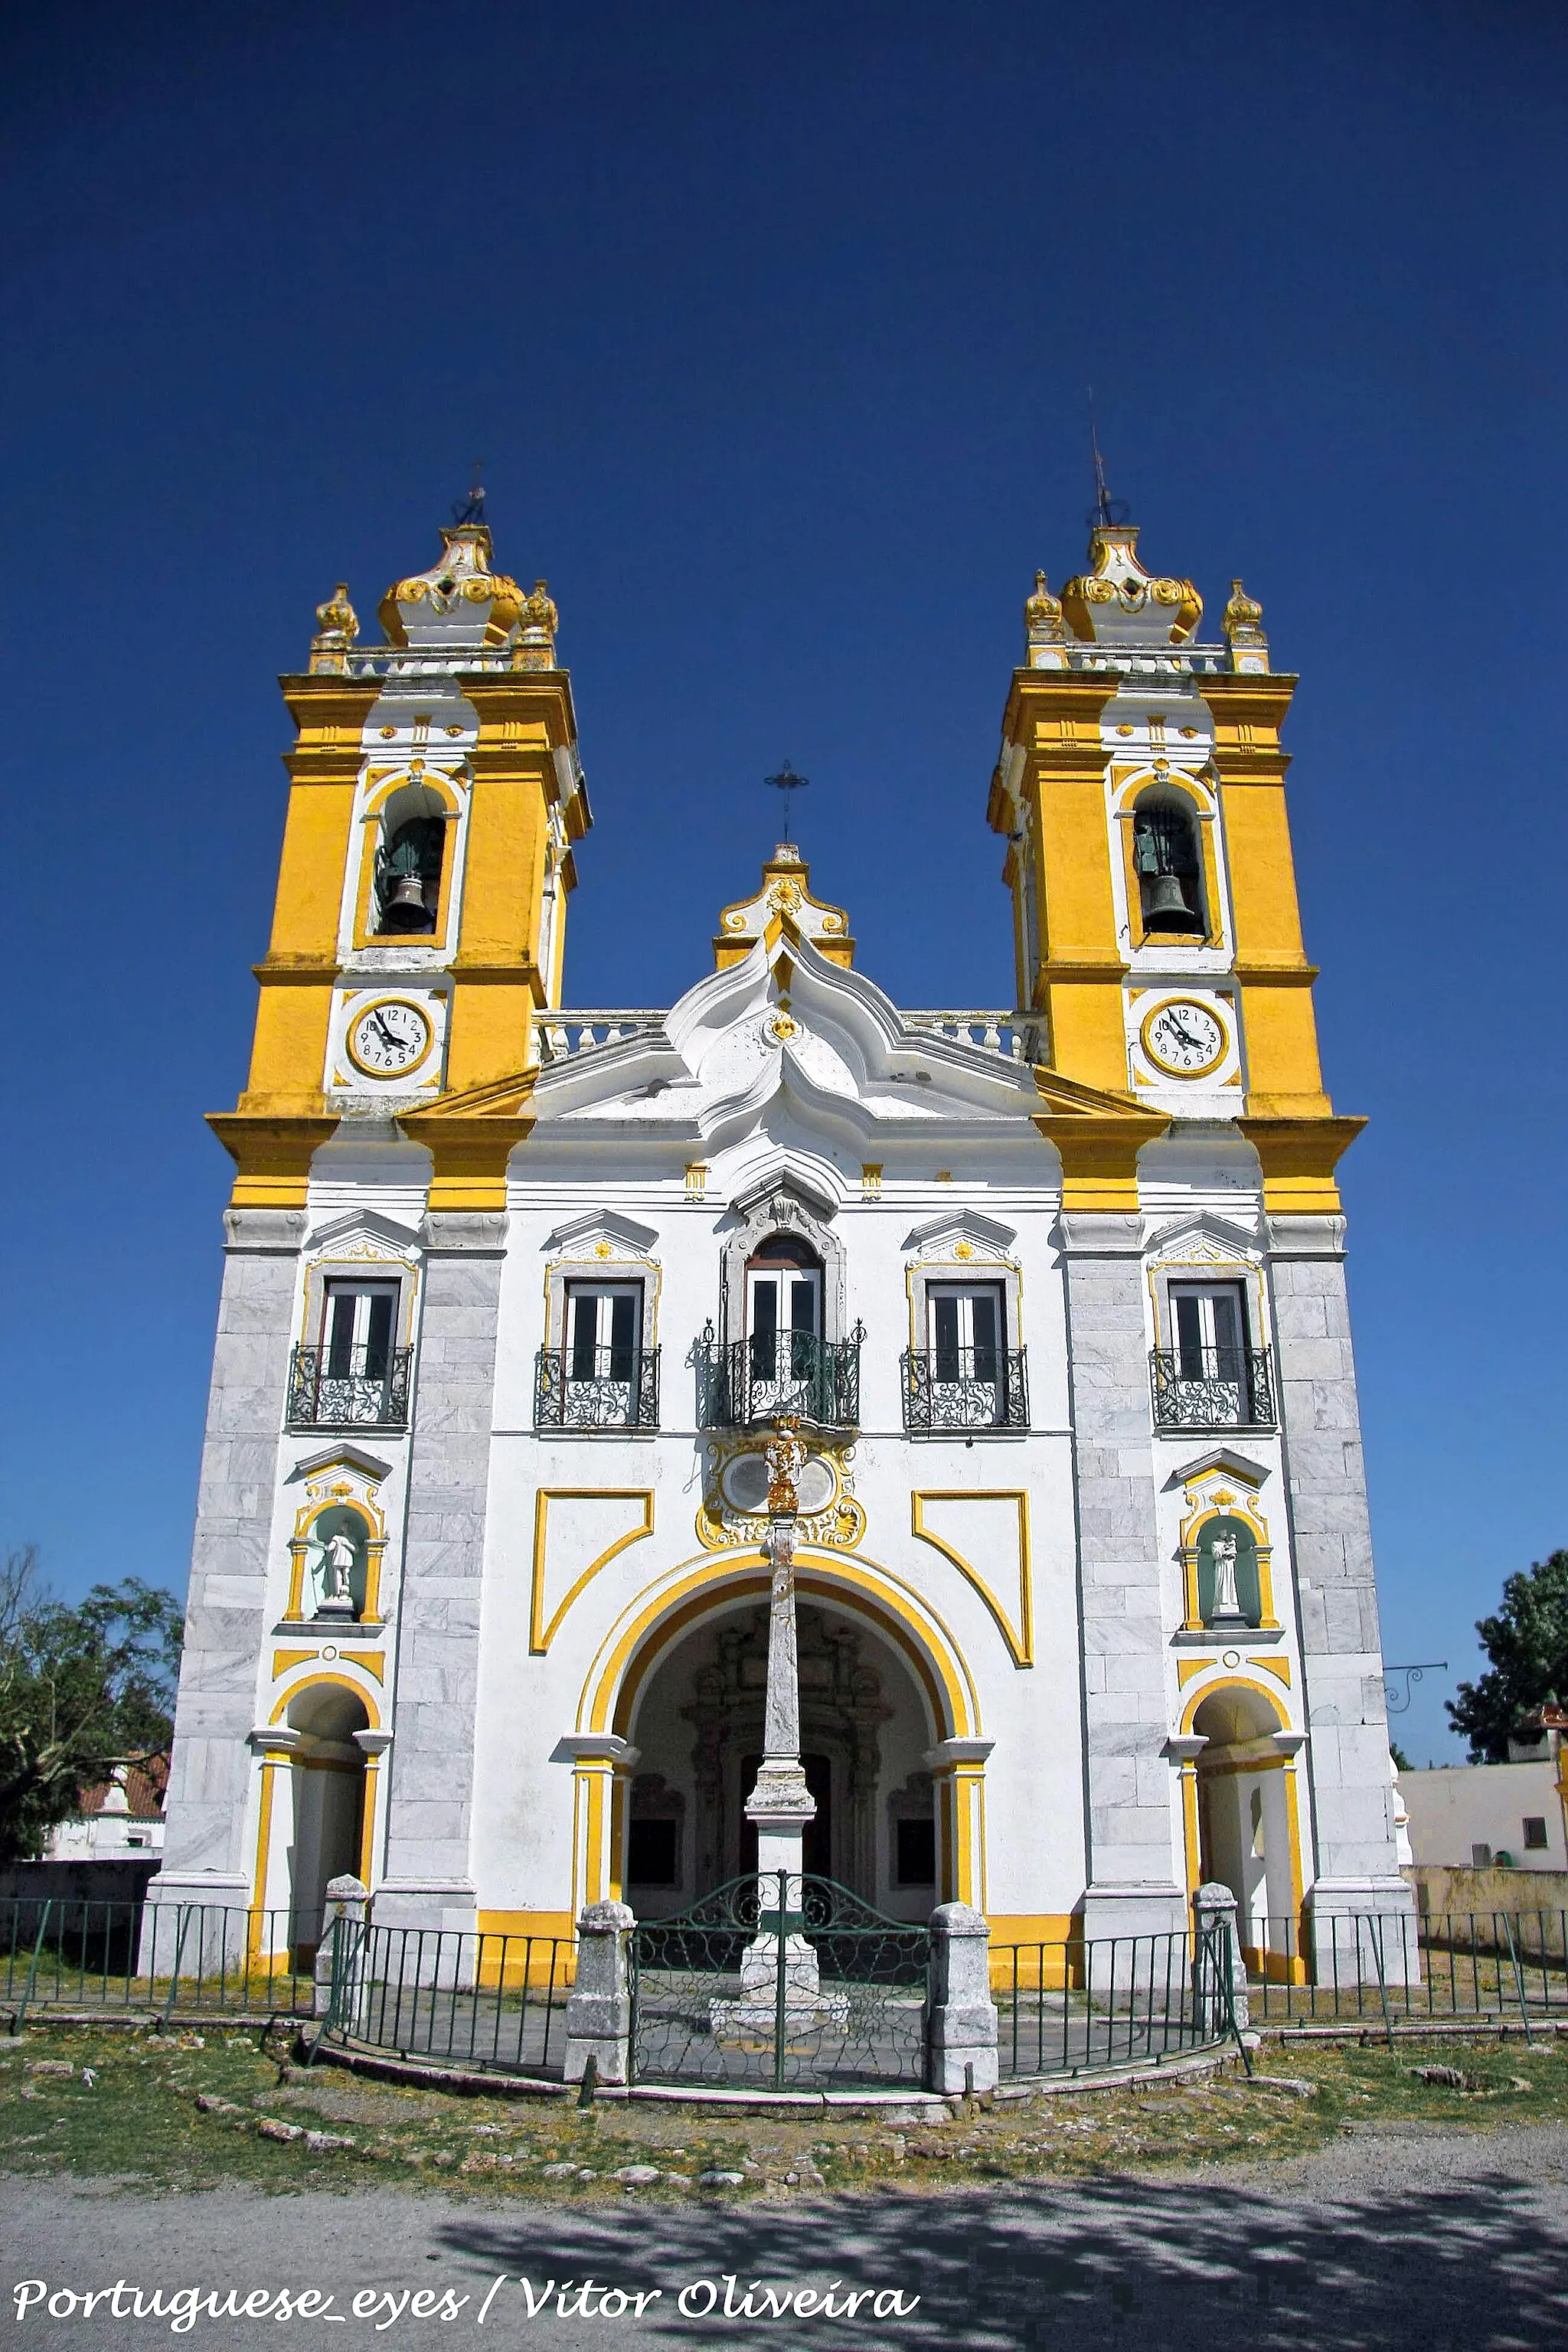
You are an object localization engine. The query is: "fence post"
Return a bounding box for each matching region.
[564,1900,633,2086]
[313,1876,369,2020]
[926,1901,998,2096]
[1194,1883,1250,2034]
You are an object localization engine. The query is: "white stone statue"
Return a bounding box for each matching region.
[1210,1527,1241,1619]
[318,1529,358,1612]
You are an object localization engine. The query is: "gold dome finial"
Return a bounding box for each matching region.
[511,578,560,671]
[309,583,359,674]
[1223,577,1269,671]
[1024,569,1067,665]
[1223,577,1264,636]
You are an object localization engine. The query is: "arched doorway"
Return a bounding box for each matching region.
[284,1683,369,1963]
[622,1597,938,1922]
[1192,1684,1299,1975]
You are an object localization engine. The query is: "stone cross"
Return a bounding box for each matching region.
[738,1423,822,2008]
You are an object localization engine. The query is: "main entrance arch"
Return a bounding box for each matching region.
[573,1548,986,1916]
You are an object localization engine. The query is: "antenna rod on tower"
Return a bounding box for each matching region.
[1085,392,1131,536]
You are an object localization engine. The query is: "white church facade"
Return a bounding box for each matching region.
[151,504,1411,1978]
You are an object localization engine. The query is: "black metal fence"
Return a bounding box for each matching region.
[1245,1909,1568,2028]
[700,1330,864,1432]
[992,1929,1239,2079]
[534,1344,661,1431]
[629,1873,929,2091]
[332,1924,577,2078]
[1149,1345,1276,1431]
[0,1899,319,2025]
[903,1347,1030,1434]
[288,1344,412,1431]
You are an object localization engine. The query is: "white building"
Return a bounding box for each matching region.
[1402,1712,1568,1873]
[149,505,1410,1973]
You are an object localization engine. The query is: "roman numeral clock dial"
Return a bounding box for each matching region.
[345,997,434,1080]
[1140,997,1228,1078]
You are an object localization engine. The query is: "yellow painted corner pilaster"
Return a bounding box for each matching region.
[399,1110,533,1213]
[1239,1116,1365,1214]
[207,1114,337,1209]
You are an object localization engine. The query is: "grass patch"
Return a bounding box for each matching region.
[4,2027,1568,2201]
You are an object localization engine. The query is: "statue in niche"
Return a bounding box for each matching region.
[1199,1514,1259,1627]
[1210,1528,1240,1618]
[316,1527,359,1617]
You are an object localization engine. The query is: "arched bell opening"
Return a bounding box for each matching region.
[1191,1683,1298,1975]
[372,781,448,935]
[1132,786,1207,937]
[283,1682,370,1965]
[621,1595,938,1922]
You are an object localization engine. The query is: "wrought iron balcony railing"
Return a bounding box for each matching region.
[1150,1346,1276,1432]
[534,1344,661,1432]
[903,1346,1029,1434]
[288,1344,412,1432]
[700,1325,864,1432]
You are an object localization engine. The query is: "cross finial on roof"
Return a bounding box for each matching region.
[764,760,809,849]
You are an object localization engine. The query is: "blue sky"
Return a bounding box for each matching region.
[2,1,1563,1764]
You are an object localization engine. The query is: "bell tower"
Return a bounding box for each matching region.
[988,515,1359,1215]
[213,503,592,1214]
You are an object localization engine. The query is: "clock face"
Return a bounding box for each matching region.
[1141,997,1228,1077]
[346,998,433,1079]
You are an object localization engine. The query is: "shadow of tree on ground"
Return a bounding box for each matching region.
[433,2148,1568,2348]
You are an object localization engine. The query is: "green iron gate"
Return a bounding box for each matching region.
[629,1872,929,2089]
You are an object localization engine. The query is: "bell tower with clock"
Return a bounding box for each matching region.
[212,498,593,1218]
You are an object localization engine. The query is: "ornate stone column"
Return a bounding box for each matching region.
[737,1427,825,2013]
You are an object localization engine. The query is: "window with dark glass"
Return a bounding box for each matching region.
[322,1280,398,1380]
[894,1817,936,1887]
[1170,1282,1246,1381]
[565,1283,641,1382]
[626,1819,679,1886]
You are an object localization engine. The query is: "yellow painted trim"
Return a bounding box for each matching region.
[357,1757,379,1886]
[248,1746,287,1958]
[351,768,465,954]
[1179,1756,1203,1900]
[272,1649,315,1679]
[529,1489,656,1654]
[1179,1672,1289,1738]
[1238,1117,1365,1215]
[1259,1655,1292,1686]
[478,1909,577,1941]
[910,1491,1033,1668]
[1176,1656,1214,1687]
[268,1671,382,1731]
[579,1547,979,1746]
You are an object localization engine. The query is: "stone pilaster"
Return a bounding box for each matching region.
[1267,1215,1412,1922]
[1060,1212,1184,1938]
[375,1211,506,1933]
[150,1209,304,1909]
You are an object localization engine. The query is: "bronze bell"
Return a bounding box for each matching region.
[1143,872,1197,931]
[382,872,434,931]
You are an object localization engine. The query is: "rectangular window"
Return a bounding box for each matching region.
[1523,1817,1550,1851]
[566,1284,641,1383]
[322,1281,399,1379]
[894,1817,936,1887]
[1170,1282,1246,1378]
[928,1283,1004,1380]
[626,1819,678,1887]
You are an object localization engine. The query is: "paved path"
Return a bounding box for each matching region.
[4,2122,1567,2348]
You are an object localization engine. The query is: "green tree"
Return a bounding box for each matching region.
[1447,1549,1568,1763]
[0,1548,184,1865]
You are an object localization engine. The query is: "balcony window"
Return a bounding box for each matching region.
[535,1282,659,1429]
[903,1282,1028,1432]
[289,1279,410,1429]
[1151,1282,1274,1429]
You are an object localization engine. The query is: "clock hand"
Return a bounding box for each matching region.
[1168,1018,1207,1051]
